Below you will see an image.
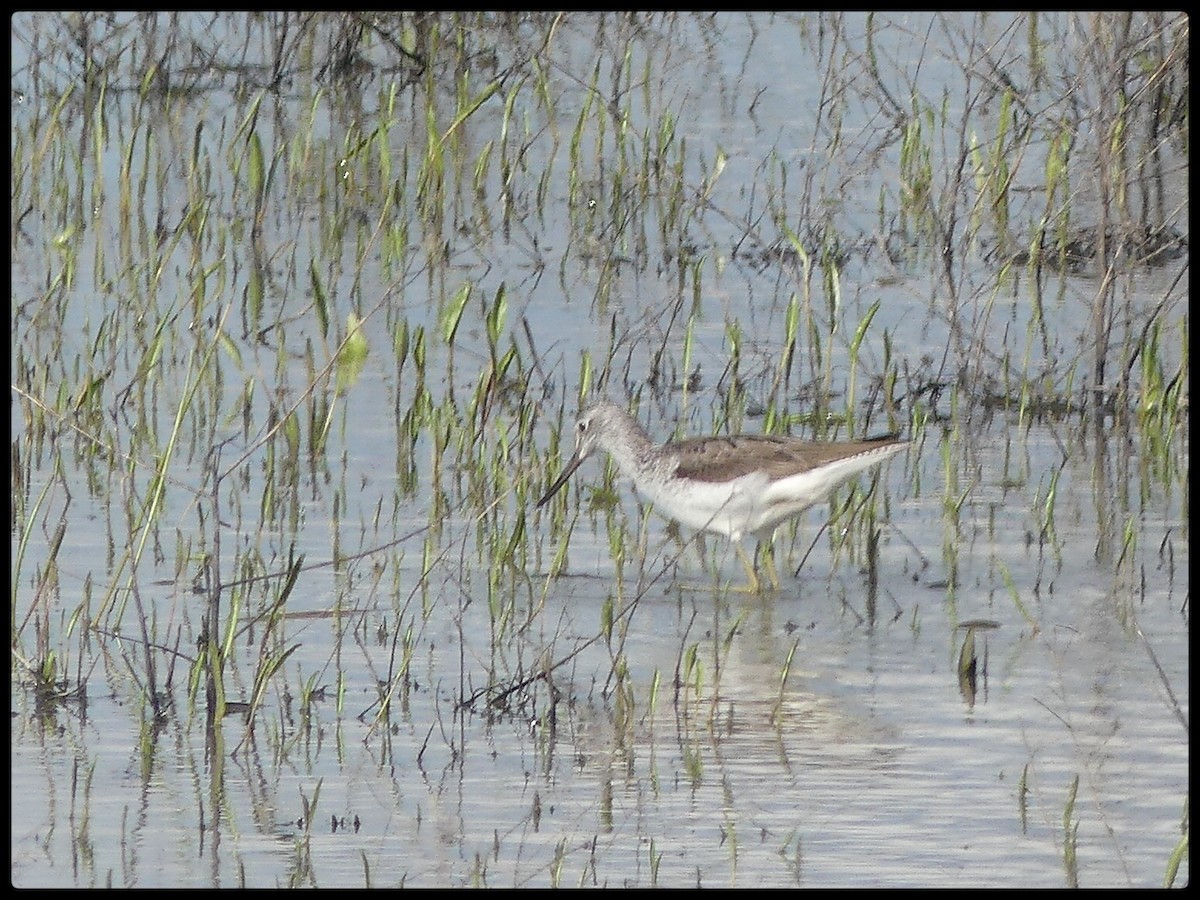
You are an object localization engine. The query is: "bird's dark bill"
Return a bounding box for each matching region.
[536,452,585,508]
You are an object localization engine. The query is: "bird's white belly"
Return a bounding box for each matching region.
[637,473,769,540]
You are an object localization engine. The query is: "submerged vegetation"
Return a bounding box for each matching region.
[11,12,1188,888]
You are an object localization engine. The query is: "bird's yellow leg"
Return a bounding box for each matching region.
[732,542,778,594]
[678,537,778,595]
[757,540,781,591]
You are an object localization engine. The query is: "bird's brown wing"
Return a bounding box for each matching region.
[670,435,905,483]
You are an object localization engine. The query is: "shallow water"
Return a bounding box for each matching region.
[11,12,1188,888]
